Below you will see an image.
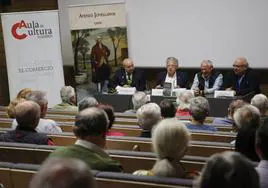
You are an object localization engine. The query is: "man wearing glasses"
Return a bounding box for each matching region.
[224,57,260,96]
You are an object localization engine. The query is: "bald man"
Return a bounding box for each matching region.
[191,60,223,95]
[109,58,146,91]
[30,158,96,188]
[0,101,54,145]
[224,57,260,95]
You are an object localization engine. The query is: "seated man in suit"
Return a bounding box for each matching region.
[191,60,223,96]
[224,57,260,96]
[109,58,146,91]
[156,57,188,89]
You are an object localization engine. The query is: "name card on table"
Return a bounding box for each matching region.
[214,90,235,98]
[116,86,136,95]
[151,89,163,96]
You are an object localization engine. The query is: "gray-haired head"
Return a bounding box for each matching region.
[233,104,261,130]
[29,158,97,188]
[166,57,178,66]
[176,91,194,110]
[132,92,148,111]
[78,97,98,111]
[136,103,161,131]
[60,86,76,104]
[201,60,213,67]
[251,94,268,116]
[189,97,210,123]
[26,90,48,118]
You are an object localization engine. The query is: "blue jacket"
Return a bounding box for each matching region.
[156,71,188,88]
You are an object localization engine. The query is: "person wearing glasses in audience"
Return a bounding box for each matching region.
[156,57,188,89]
[109,58,146,91]
[224,57,260,96]
[191,60,223,96]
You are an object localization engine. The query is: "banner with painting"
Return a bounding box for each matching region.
[68,3,128,95]
[1,10,65,107]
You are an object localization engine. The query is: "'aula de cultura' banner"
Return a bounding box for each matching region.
[1,10,65,107]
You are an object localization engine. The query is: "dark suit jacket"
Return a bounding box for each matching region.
[156,71,188,88]
[109,68,146,91]
[223,68,260,96]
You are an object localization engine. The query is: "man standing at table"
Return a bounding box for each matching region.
[109,58,146,91]
[191,60,223,96]
[224,57,260,96]
[155,57,188,89]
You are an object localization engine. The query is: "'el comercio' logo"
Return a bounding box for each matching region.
[11,20,53,40]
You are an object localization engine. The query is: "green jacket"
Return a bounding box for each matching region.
[51,102,78,112]
[49,145,122,172]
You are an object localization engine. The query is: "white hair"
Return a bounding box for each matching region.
[132,92,148,110]
[233,104,261,129]
[60,86,75,103]
[136,103,161,130]
[251,94,268,115]
[78,97,98,111]
[176,91,194,110]
[166,57,178,66]
[189,97,210,123]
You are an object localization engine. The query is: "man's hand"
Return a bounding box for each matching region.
[123,84,131,88]
[155,85,163,89]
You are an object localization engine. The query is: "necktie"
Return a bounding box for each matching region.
[127,73,132,85]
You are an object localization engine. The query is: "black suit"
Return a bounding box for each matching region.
[224,68,260,96]
[156,71,188,88]
[109,68,146,91]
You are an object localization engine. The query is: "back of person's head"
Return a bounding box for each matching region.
[189,97,210,123]
[73,107,108,138]
[60,86,76,104]
[256,120,268,160]
[159,99,176,118]
[251,94,268,116]
[98,104,115,129]
[16,88,32,99]
[26,90,48,118]
[176,90,194,110]
[15,101,40,129]
[78,97,98,111]
[132,92,148,111]
[194,151,259,188]
[233,104,261,130]
[136,103,161,131]
[7,98,26,118]
[151,118,190,177]
[30,158,96,188]
[228,99,247,119]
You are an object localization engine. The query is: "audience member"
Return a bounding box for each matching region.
[133,118,190,178]
[136,103,161,138]
[52,86,78,111]
[78,97,98,111]
[191,60,223,95]
[234,104,261,161]
[256,120,268,188]
[124,91,148,114]
[213,99,246,126]
[251,94,268,118]
[0,101,54,145]
[11,90,62,134]
[193,151,260,188]
[224,57,260,95]
[30,158,96,188]
[98,104,125,136]
[176,90,194,116]
[186,97,217,132]
[159,99,176,118]
[49,107,122,172]
[109,58,146,91]
[156,57,188,88]
[7,88,32,118]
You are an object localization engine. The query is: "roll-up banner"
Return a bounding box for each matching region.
[1,10,65,107]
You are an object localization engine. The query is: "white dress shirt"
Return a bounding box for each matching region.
[165,72,177,89]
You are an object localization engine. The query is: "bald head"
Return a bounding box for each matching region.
[233,57,249,76]
[15,101,40,128]
[122,58,135,74]
[30,158,96,188]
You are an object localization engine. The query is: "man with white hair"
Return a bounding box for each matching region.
[78,96,98,112]
[136,103,162,137]
[234,104,261,161]
[52,86,78,111]
[224,57,260,95]
[12,90,62,134]
[124,91,148,114]
[191,60,223,95]
[109,58,146,91]
[251,94,268,117]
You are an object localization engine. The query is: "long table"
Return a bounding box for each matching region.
[94,93,239,117]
